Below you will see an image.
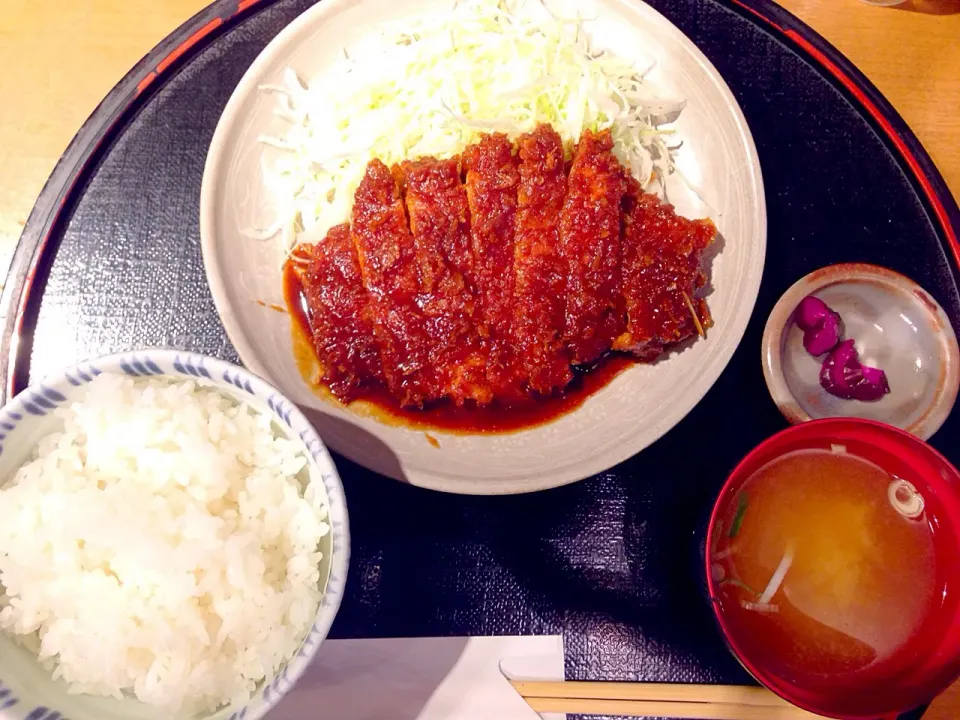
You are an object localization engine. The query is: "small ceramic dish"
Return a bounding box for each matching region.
[0,349,350,720]
[762,263,960,440]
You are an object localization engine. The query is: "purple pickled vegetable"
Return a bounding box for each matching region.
[803,312,842,356]
[795,296,832,331]
[794,295,843,356]
[791,292,891,402]
[820,339,891,402]
[860,365,890,389]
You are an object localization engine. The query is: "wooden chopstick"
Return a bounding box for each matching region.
[521,697,823,719]
[511,680,794,706]
[509,680,828,719]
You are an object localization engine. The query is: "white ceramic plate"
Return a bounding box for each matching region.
[200,0,766,494]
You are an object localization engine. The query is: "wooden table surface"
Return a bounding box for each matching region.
[1,0,959,715]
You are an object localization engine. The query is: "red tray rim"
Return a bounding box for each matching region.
[0,2,951,714]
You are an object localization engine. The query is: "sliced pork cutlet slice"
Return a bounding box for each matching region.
[463,133,525,399]
[513,125,573,395]
[397,157,492,406]
[559,129,628,365]
[614,177,717,360]
[351,159,442,407]
[289,223,384,402]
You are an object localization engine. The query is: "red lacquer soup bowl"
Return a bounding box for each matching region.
[706,418,960,719]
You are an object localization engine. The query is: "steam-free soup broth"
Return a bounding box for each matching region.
[712,448,940,685]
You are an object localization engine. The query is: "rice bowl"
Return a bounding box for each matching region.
[0,350,349,720]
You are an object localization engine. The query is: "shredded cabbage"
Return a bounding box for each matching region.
[255,0,685,248]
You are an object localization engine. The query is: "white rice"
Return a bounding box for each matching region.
[0,374,330,715]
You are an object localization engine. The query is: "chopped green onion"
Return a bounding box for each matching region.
[728,493,748,538]
[720,577,760,597]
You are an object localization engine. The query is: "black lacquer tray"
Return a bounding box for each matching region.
[2,1,957,717]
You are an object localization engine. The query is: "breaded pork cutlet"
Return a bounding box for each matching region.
[512,125,572,395]
[397,157,492,406]
[560,129,628,365]
[462,133,525,398]
[290,224,384,402]
[614,176,716,359]
[350,159,439,407]
[291,125,717,409]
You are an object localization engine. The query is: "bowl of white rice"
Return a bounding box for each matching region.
[0,349,349,720]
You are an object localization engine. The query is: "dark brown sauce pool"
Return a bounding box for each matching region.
[284,263,637,434]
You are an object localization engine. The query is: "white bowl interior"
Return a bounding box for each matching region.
[201,0,767,493]
[0,353,345,720]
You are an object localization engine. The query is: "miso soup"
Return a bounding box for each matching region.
[711,448,941,686]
